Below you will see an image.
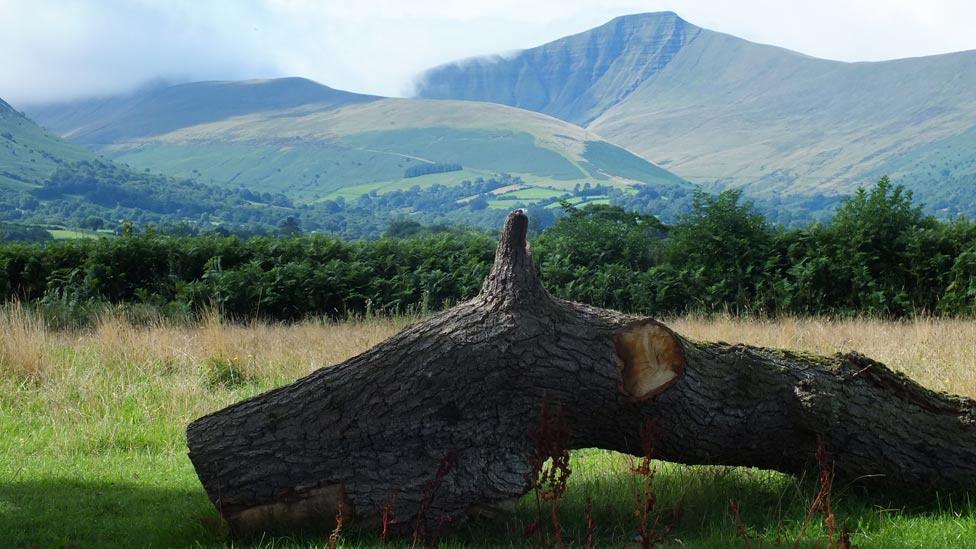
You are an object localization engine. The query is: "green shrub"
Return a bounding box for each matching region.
[2,177,974,320]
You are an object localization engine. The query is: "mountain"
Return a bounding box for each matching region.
[27,78,687,204]
[417,12,976,214]
[5,80,689,239]
[0,97,92,190]
[0,98,311,237]
[417,12,699,126]
[29,77,377,144]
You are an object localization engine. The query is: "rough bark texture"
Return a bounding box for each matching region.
[187,209,976,536]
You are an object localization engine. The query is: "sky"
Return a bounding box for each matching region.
[1,0,975,106]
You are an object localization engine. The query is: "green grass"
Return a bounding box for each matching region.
[486,187,574,209]
[545,196,585,208]
[581,140,687,187]
[108,141,415,203]
[0,108,92,191]
[6,391,976,548]
[343,127,585,181]
[47,228,104,240]
[106,129,594,205]
[487,199,522,209]
[319,168,499,201]
[4,313,976,547]
[108,126,594,204]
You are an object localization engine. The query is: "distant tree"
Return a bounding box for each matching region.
[278,216,302,237]
[468,196,489,211]
[19,196,39,211]
[385,219,424,238]
[0,223,52,242]
[81,216,104,231]
[403,162,462,178]
[536,203,666,308]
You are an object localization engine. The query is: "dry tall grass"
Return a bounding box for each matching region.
[3,309,975,395]
[0,308,410,456]
[669,314,976,397]
[2,308,975,454]
[0,303,48,381]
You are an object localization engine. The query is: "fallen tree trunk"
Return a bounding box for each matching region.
[187,209,976,535]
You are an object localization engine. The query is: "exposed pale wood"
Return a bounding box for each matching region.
[614,320,685,399]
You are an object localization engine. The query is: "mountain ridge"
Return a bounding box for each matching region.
[416,11,976,213]
[417,11,704,126]
[27,77,378,145]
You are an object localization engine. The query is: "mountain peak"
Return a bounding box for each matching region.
[416,11,702,125]
[608,11,686,25]
[581,11,698,46]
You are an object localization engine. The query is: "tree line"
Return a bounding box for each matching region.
[1,177,974,324]
[1,160,529,240]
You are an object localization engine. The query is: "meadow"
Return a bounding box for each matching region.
[3,308,976,547]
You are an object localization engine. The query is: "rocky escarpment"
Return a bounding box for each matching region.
[416,12,701,126]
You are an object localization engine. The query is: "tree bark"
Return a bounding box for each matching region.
[187,209,976,536]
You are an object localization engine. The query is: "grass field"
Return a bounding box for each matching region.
[46,228,114,240]
[3,309,976,547]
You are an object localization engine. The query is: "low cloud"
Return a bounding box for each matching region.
[1,0,974,107]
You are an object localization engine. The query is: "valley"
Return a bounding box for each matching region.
[3,10,975,237]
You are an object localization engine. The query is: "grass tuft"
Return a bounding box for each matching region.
[0,302,48,382]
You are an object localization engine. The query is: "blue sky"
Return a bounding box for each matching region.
[1,0,975,105]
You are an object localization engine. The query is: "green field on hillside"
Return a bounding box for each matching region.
[108,141,415,202]
[318,168,497,200]
[343,127,585,180]
[104,123,665,204]
[46,228,114,240]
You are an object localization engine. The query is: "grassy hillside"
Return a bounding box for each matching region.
[28,80,688,205]
[27,77,377,144]
[118,98,687,202]
[417,12,976,213]
[0,98,92,190]
[588,28,976,199]
[0,98,314,235]
[0,107,673,239]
